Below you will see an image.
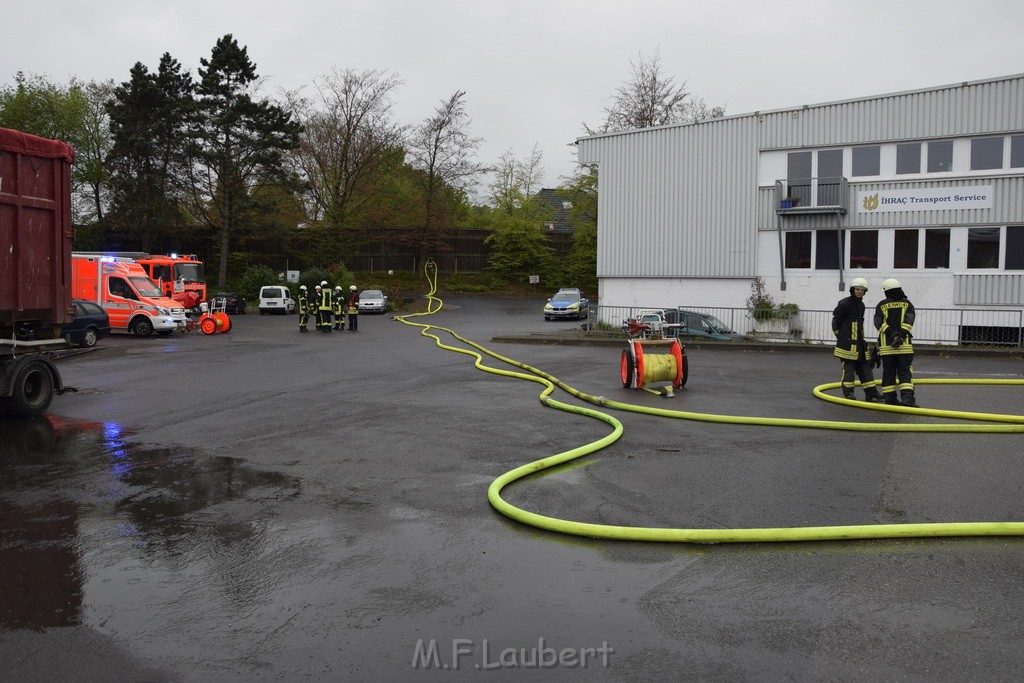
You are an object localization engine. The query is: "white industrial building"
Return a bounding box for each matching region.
[577,74,1024,343]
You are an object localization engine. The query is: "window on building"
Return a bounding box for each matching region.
[817,149,843,206]
[1006,226,1024,270]
[851,146,880,177]
[924,229,950,268]
[971,137,1004,170]
[785,231,811,268]
[894,229,919,268]
[896,143,921,174]
[1010,135,1024,168]
[927,139,953,172]
[815,230,845,270]
[967,227,1000,268]
[786,152,812,207]
[849,231,878,269]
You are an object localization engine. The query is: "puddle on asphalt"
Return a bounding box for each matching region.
[0,415,300,632]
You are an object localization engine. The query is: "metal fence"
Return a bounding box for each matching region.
[585,305,1024,347]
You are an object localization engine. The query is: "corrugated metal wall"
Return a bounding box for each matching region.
[578,74,1024,279]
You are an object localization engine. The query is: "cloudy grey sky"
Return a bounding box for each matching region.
[4,0,1023,196]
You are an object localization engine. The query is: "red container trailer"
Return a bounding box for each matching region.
[0,127,76,416]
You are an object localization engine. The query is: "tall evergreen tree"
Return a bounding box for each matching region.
[105,54,194,250]
[189,34,301,286]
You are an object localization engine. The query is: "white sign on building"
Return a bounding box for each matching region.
[856,186,993,213]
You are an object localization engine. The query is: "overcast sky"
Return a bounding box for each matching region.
[4,0,1023,198]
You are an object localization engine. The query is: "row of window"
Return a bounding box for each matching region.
[785,226,1024,271]
[787,134,1024,182]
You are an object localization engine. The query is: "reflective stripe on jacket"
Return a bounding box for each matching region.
[832,294,865,360]
[874,296,915,356]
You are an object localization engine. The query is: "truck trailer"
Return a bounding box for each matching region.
[0,127,76,416]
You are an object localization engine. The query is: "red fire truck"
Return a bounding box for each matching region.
[75,252,207,310]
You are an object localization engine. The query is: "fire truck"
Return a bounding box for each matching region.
[134,253,206,310]
[75,252,207,310]
[70,254,187,336]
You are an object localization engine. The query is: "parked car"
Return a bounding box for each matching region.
[210,291,246,314]
[662,309,744,341]
[258,285,296,315]
[544,288,590,320]
[62,299,111,348]
[358,289,388,313]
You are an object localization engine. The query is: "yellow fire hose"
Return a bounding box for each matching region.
[396,261,1024,543]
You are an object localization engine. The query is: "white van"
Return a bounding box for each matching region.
[258,285,295,315]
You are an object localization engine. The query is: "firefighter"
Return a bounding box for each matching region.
[874,278,918,407]
[297,285,310,332]
[347,285,360,331]
[333,286,345,330]
[832,277,884,402]
[318,280,333,332]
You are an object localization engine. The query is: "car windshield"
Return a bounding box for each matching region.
[699,314,733,333]
[551,291,581,304]
[173,263,205,283]
[361,290,383,300]
[130,277,164,298]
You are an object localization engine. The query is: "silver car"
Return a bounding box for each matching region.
[357,289,388,313]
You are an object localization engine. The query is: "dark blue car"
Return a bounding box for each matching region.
[62,299,111,347]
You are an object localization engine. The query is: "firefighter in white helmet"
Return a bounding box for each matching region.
[297,285,310,332]
[831,277,884,402]
[873,278,918,407]
[347,284,359,331]
[317,280,333,332]
[333,286,345,330]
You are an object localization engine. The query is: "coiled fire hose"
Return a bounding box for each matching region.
[396,261,1024,543]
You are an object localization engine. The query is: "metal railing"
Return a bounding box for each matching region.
[583,305,1024,347]
[774,177,849,214]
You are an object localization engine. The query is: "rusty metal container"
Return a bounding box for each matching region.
[0,128,76,339]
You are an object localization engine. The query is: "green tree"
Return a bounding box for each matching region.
[0,72,113,224]
[105,55,195,251]
[75,78,115,224]
[189,34,302,286]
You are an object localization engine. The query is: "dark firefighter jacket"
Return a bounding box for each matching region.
[874,288,915,356]
[832,293,867,360]
[298,292,309,316]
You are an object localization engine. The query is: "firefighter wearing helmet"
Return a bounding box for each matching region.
[347,284,360,331]
[873,278,919,407]
[333,286,345,330]
[297,285,310,332]
[831,277,884,402]
[317,281,333,332]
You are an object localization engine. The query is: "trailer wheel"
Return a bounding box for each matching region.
[1,358,55,417]
[131,317,154,337]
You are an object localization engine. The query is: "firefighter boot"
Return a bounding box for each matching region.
[883,392,902,406]
[843,390,856,400]
[900,390,919,408]
[864,389,885,403]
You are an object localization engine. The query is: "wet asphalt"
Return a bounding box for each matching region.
[2,296,1024,681]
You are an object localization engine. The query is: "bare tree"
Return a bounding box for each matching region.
[289,67,405,233]
[407,90,488,255]
[587,49,725,135]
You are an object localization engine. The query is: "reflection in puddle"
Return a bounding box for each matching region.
[0,415,301,632]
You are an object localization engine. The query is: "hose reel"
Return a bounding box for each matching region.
[621,339,687,396]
